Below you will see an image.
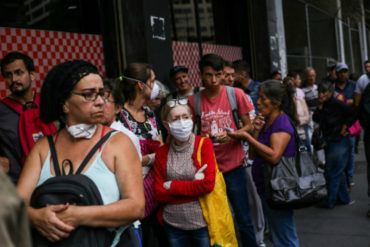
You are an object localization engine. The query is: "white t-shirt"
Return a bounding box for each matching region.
[295,87,305,100]
[110,120,142,161]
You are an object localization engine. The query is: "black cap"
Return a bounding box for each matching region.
[169,65,188,78]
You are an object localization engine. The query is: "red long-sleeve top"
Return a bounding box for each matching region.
[153,136,216,223]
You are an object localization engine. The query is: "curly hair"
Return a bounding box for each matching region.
[40,60,100,124]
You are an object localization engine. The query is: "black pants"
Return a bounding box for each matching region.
[141,211,169,247]
[364,129,370,197]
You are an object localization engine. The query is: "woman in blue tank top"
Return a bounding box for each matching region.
[16,60,144,247]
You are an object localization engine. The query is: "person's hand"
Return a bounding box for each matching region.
[194,164,208,180]
[340,124,349,136]
[211,132,231,143]
[252,113,265,133]
[163,181,172,190]
[56,204,82,228]
[0,156,9,172]
[227,129,249,140]
[33,204,74,242]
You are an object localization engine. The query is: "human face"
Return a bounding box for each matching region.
[256,90,278,117]
[318,90,333,104]
[141,70,156,100]
[365,62,370,73]
[305,69,316,86]
[292,74,302,88]
[101,94,121,126]
[336,70,349,83]
[64,73,105,125]
[223,66,235,86]
[200,66,223,90]
[173,71,191,93]
[147,95,162,111]
[2,59,34,96]
[166,105,191,124]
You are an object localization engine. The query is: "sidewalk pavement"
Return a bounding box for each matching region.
[264,141,370,247]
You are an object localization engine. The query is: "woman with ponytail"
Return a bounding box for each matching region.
[228,80,300,247]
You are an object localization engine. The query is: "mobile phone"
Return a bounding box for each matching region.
[225,127,234,133]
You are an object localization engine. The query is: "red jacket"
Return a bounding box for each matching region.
[153,136,216,223]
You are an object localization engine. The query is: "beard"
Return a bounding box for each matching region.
[9,81,31,97]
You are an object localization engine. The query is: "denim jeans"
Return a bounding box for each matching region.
[323,136,351,207]
[223,165,257,247]
[164,224,209,247]
[259,195,299,247]
[303,124,312,154]
[345,136,356,184]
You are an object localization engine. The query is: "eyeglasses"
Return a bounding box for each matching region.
[71,90,111,101]
[167,98,188,108]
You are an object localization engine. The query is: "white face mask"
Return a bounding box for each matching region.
[66,124,97,139]
[168,119,193,142]
[149,82,160,100]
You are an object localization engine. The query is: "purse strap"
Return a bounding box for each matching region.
[196,137,205,167]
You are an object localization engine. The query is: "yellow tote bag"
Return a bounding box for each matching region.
[197,138,238,247]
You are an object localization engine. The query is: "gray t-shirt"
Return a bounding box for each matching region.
[355,74,370,94]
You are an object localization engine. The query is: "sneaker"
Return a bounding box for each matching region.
[258,242,266,247]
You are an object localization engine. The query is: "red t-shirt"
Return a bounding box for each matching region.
[188,86,254,172]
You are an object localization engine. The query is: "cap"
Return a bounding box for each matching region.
[336,63,349,72]
[169,65,188,78]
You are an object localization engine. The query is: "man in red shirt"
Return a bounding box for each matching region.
[188,54,257,247]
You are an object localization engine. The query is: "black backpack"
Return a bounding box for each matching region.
[359,82,370,129]
[30,131,116,247]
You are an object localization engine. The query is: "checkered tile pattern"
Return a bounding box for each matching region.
[0,27,105,98]
[172,41,243,87]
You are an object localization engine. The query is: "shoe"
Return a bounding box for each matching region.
[337,200,355,206]
[316,202,334,209]
[258,242,266,247]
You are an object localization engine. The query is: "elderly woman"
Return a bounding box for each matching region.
[229,80,300,247]
[16,60,144,246]
[153,98,237,247]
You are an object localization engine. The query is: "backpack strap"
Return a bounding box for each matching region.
[75,130,116,174]
[1,97,24,114]
[47,130,116,176]
[194,90,202,135]
[47,135,62,177]
[226,86,241,129]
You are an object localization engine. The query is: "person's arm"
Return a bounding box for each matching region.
[17,137,75,243]
[354,92,361,107]
[55,133,145,228]
[169,138,216,196]
[229,129,291,164]
[0,156,9,172]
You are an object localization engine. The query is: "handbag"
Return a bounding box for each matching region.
[264,119,327,210]
[196,138,238,247]
[348,120,361,136]
[311,127,326,150]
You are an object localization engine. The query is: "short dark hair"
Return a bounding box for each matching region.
[287,71,299,80]
[199,53,224,73]
[223,60,234,69]
[270,70,282,78]
[103,78,124,105]
[317,80,334,93]
[232,60,250,77]
[1,52,35,76]
[364,60,370,66]
[40,60,100,124]
[120,63,153,102]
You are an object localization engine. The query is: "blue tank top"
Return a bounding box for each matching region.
[37,132,126,247]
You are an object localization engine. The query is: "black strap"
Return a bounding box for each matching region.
[194,90,201,135]
[47,131,116,176]
[47,135,61,176]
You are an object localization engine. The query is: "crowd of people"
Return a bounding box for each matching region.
[0,50,369,247]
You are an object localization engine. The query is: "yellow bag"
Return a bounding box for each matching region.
[197,138,238,247]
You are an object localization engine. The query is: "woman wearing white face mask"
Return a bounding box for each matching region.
[118,63,166,247]
[153,99,237,247]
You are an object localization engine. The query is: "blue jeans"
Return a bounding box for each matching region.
[303,124,312,153]
[323,136,351,207]
[164,223,209,247]
[345,136,356,184]
[223,165,257,247]
[260,195,299,247]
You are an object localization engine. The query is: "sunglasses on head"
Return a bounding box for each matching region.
[167,98,188,108]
